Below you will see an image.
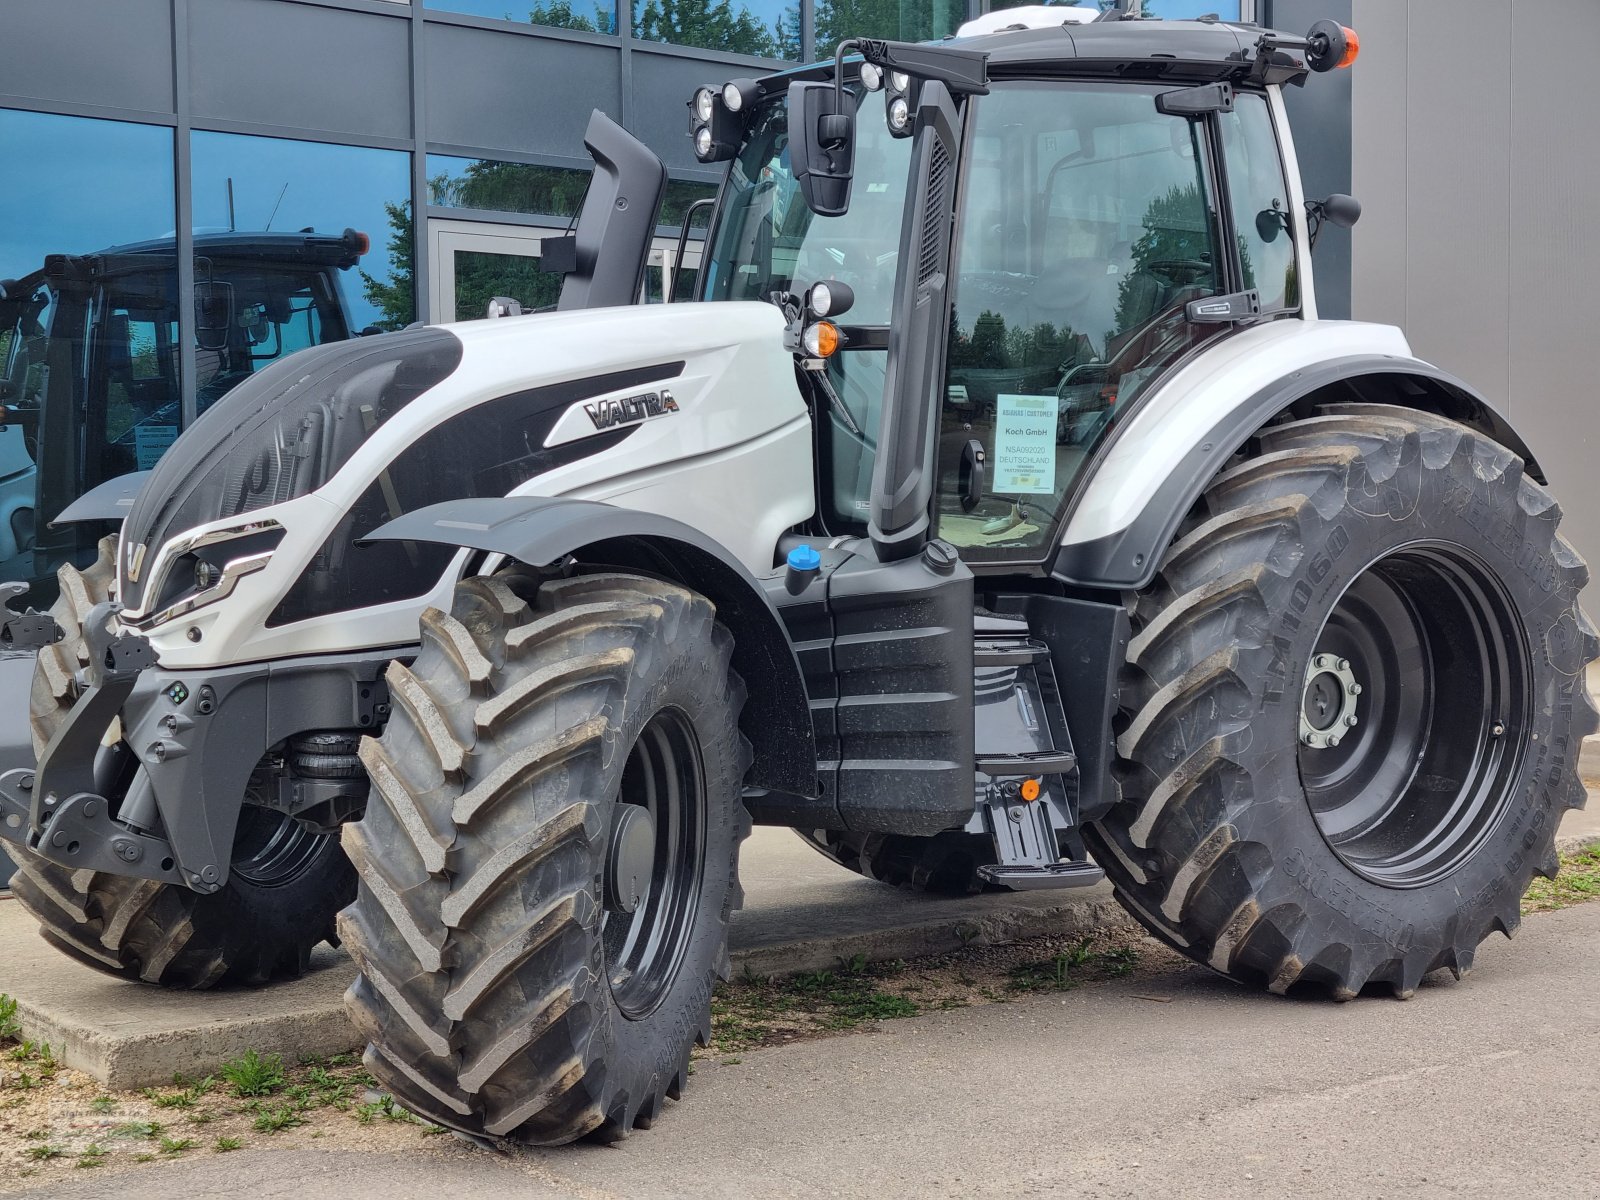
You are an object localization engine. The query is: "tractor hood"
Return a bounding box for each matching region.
[114,300,810,666]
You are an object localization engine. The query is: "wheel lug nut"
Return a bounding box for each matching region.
[1301,731,1317,747]
[1327,734,1342,747]
[1349,683,1362,695]
[1344,715,1358,728]
[1336,658,1350,671]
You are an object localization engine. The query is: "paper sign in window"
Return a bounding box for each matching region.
[992,394,1057,495]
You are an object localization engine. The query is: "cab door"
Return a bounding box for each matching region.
[932,80,1236,566]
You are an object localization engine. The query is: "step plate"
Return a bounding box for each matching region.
[977,860,1107,891]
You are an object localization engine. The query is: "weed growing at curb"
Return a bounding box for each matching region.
[1524,846,1600,913]
[220,1051,285,1098]
[214,1136,243,1152]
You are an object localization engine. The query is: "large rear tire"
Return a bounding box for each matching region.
[340,571,749,1143]
[9,536,354,988]
[1086,406,1599,998]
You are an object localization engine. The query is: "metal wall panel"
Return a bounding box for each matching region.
[425,22,621,160]
[189,0,412,140]
[1351,0,1600,584]
[1506,0,1600,573]
[1269,0,1353,319]
[0,0,174,115]
[1348,0,1406,330]
[1400,0,1512,406]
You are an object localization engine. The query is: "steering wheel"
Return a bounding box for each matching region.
[1147,259,1215,288]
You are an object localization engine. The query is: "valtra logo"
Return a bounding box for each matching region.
[584,388,680,431]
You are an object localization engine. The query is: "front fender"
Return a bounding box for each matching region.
[362,495,817,797]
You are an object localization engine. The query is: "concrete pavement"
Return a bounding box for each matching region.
[0,827,1136,1089]
[4,805,1600,1090]
[12,899,1600,1199]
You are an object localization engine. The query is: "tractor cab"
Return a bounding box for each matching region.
[0,228,369,602]
[689,16,1358,571]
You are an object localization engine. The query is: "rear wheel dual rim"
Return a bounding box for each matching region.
[602,707,707,1021]
[1298,543,1532,890]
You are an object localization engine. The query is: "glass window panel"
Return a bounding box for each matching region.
[427,155,591,218]
[192,131,414,334]
[934,81,1227,563]
[662,179,718,229]
[814,0,964,47]
[426,1,619,33]
[453,248,562,319]
[0,107,178,595]
[632,1,800,60]
[1220,92,1297,311]
[991,1,1243,19]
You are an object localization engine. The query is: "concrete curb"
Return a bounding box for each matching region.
[729,885,1136,980]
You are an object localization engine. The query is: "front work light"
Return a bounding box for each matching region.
[888,96,911,133]
[807,280,854,319]
[695,126,715,158]
[693,87,716,122]
[858,62,884,92]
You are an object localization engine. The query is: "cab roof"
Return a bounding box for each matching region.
[950,19,1306,86]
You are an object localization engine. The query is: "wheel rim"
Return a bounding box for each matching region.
[602,707,707,1020]
[1297,543,1531,889]
[231,807,330,887]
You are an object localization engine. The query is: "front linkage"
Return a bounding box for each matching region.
[0,596,179,885]
[0,590,397,895]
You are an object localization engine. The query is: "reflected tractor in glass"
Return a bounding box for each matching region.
[2,9,1593,1145]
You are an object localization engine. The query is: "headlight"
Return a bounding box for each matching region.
[890,71,910,92]
[859,63,884,91]
[888,96,911,132]
[694,87,715,123]
[695,126,715,158]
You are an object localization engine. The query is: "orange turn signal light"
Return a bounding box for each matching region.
[1337,25,1359,69]
[802,321,841,358]
[1020,778,1042,803]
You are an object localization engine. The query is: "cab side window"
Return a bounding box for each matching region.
[1221,93,1299,312]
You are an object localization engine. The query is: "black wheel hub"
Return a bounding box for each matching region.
[602,707,706,1021]
[1297,544,1531,889]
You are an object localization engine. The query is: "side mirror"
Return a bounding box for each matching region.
[788,80,853,217]
[1317,193,1363,230]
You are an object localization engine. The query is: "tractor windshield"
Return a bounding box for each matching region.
[701,84,912,529]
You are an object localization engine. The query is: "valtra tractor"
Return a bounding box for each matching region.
[1,6,1592,1145]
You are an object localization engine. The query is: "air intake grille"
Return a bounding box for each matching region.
[918,141,951,284]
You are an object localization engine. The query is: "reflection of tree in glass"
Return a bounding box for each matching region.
[431,162,590,217]
[528,1,617,31]
[633,0,799,58]
[362,201,414,332]
[815,0,963,46]
[1112,181,1210,335]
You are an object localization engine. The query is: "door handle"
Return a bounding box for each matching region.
[960,439,986,513]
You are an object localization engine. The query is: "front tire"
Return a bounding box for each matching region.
[340,571,749,1143]
[1087,406,1599,998]
[10,536,353,988]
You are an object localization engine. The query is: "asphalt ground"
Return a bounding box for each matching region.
[9,898,1599,1199]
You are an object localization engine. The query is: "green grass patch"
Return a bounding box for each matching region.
[214,1136,243,1152]
[1524,846,1600,913]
